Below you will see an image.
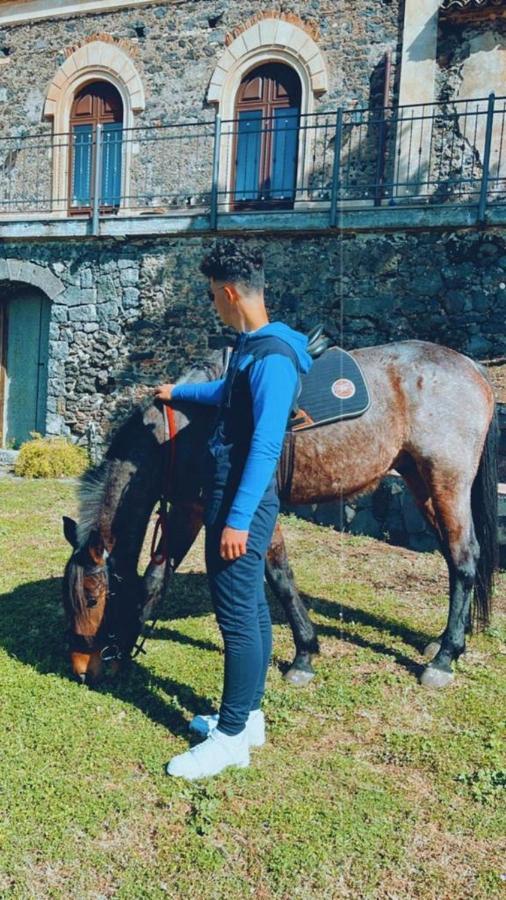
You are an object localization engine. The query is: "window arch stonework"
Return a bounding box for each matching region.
[43,40,144,213]
[207,18,328,211]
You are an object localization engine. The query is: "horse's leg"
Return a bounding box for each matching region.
[395,459,447,658]
[142,501,204,620]
[418,479,480,688]
[265,521,319,686]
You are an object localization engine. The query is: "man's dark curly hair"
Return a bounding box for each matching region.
[200,240,264,292]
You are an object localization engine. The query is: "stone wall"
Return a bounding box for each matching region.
[1,224,504,445]
[0,0,402,135]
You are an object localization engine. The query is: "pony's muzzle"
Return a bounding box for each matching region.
[70,650,104,684]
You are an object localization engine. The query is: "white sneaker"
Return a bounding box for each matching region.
[189,709,265,747]
[166,728,249,780]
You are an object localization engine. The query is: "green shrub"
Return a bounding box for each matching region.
[14,434,89,479]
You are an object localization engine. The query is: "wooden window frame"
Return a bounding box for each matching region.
[68,80,123,217]
[231,63,302,212]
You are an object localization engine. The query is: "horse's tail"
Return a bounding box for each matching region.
[471,403,499,629]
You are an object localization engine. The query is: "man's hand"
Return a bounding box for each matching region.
[154,383,176,403]
[220,526,249,560]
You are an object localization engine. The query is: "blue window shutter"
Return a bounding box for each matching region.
[271,107,299,200]
[101,122,123,207]
[235,110,262,201]
[71,125,93,207]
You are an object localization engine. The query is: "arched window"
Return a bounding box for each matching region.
[69,81,123,214]
[232,63,301,210]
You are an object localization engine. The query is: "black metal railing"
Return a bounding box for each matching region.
[0,94,504,229]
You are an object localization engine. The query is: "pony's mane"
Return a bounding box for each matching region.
[75,350,225,548]
[76,461,112,548]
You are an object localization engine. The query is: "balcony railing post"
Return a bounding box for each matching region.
[329,108,343,228]
[210,115,221,230]
[92,123,103,236]
[478,93,495,224]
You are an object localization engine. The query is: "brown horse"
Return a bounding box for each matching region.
[63,339,498,690]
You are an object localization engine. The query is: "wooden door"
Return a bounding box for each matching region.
[2,288,50,447]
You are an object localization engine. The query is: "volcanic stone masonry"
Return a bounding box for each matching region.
[1,227,504,444]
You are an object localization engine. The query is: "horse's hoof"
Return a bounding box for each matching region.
[422,640,442,661]
[284,667,315,687]
[420,665,454,689]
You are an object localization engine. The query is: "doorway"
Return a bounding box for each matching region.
[0,285,50,448]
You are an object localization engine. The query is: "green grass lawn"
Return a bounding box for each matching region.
[0,477,504,899]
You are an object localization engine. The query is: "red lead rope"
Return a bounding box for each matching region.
[150,404,178,566]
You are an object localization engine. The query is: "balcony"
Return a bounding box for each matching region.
[0,95,505,240]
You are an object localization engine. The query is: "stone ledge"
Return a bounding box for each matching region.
[0,203,505,241]
[0,0,159,27]
[0,449,18,467]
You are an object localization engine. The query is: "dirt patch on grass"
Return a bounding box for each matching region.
[483,359,506,404]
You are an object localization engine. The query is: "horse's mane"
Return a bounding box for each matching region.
[75,351,225,548]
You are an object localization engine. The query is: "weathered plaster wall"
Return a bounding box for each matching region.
[437,12,506,101]
[436,12,506,187]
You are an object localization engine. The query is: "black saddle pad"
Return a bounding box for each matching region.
[290,346,370,431]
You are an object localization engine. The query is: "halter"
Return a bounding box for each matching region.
[66,561,115,657]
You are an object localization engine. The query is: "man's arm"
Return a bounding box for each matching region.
[226,354,298,531]
[155,379,225,406]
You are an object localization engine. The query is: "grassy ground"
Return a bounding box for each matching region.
[0,478,504,900]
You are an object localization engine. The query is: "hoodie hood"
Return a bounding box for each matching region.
[242,321,312,374]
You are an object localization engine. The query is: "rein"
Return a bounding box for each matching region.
[150,403,178,566]
[132,402,178,660]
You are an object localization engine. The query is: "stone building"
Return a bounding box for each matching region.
[0,0,504,451]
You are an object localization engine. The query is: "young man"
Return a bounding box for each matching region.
[154,240,312,780]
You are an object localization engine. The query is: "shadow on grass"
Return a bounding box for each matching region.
[294,591,436,678]
[0,569,437,730]
[0,574,218,737]
[305,592,435,651]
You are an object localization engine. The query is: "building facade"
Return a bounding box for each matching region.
[0,0,505,450]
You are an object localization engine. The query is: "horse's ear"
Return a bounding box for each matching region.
[63,516,78,549]
[87,530,114,565]
[87,529,106,566]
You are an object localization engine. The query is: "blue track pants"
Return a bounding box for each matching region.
[204,481,279,736]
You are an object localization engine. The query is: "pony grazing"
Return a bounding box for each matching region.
[63,339,498,690]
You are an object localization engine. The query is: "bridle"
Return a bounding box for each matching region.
[66,560,118,658]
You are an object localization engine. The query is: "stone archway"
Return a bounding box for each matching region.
[0,259,64,301]
[207,16,328,110]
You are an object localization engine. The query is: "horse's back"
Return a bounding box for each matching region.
[351,339,495,463]
[352,339,492,405]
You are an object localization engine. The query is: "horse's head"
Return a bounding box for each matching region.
[62,515,119,684]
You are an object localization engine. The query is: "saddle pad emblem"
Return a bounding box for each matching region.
[331,378,356,400]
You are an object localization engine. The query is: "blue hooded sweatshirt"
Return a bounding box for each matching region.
[171,322,312,530]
